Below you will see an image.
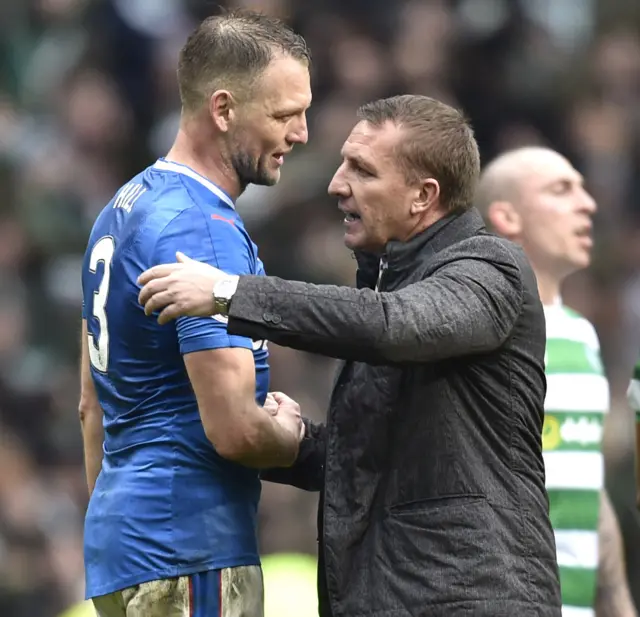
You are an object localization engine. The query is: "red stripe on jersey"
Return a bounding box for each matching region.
[211,214,235,226]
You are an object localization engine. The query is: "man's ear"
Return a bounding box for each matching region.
[209,90,236,132]
[410,178,440,216]
[487,201,522,237]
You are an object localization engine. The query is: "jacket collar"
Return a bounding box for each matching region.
[355,207,486,290]
[385,207,486,272]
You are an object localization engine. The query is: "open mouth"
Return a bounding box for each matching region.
[339,203,361,223]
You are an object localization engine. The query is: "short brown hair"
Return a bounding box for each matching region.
[177,10,311,111]
[357,95,480,212]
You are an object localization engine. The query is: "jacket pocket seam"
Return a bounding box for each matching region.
[387,493,486,515]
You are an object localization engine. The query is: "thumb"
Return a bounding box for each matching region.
[176,251,192,263]
[272,392,292,404]
[176,251,193,264]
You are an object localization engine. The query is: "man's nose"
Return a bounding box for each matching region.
[579,188,597,215]
[328,166,349,196]
[288,115,308,145]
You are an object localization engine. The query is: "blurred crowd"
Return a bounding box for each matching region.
[2,0,640,615]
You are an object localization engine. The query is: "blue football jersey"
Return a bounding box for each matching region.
[81,159,269,598]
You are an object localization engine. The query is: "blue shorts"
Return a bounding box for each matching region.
[92,565,263,617]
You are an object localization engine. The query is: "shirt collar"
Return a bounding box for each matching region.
[153,158,235,209]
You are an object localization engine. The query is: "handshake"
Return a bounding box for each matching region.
[264,391,306,443]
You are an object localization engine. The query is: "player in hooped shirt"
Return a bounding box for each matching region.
[79,12,311,617]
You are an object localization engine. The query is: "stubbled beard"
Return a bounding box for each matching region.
[231,150,276,193]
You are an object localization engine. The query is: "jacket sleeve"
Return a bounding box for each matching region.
[227,251,524,365]
[259,418,326,491]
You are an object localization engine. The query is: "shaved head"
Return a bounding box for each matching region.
[477,146,597,295]
[476,147,573,216]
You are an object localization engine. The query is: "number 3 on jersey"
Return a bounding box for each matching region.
[88,236,115,372]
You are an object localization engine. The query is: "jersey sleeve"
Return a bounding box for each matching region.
[153,206,256,355]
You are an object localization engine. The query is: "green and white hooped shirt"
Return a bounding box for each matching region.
[543,302,608,617]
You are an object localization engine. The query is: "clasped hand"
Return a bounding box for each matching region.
[265,392,305,442]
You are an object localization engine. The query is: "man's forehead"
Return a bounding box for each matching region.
[341,120,400,158]
[525,154,582,187]
[259,55,312,105]
[496,149,581,191]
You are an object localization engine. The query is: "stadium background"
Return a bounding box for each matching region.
[2,0,640,615]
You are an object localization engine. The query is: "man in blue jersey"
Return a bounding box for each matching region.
[79,11,312,617]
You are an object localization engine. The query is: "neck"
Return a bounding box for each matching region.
[534,268,562,306]
[165,113,241,200]
[402,205,449,243]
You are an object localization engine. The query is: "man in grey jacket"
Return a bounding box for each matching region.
[137,95,561,616]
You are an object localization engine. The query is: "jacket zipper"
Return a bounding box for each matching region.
[324,255,386,616]
[375,257,388,292]
[323,362,351,617]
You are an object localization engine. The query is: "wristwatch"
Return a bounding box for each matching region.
[213,276,239,316]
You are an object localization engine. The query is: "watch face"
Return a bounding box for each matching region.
[214,279,233,316]
[215,280,232,299]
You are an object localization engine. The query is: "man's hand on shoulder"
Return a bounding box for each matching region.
[138,251,230,324]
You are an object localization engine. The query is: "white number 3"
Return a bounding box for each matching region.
[88,236,115,372]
